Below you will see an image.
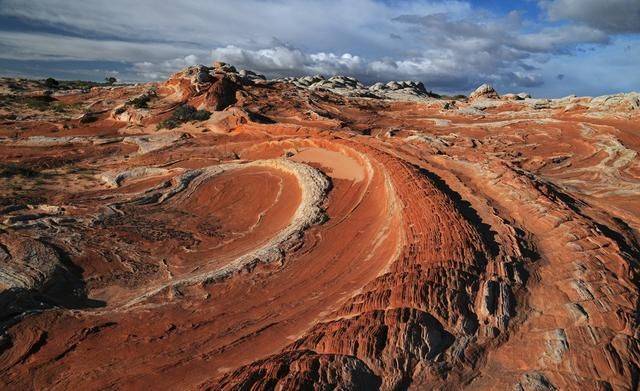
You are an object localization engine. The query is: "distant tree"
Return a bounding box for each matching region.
[105,76,117,85]
[44,77,59,89]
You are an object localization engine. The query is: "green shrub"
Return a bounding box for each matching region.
[52,103,67,113]
[156,104,210,130]
[171,104,195,121]
[7,82,23,91]
[0,163,40,178]
[44,77,59,89]
[156,118,180,130]
[127,94,151,109]
[23,96,55,111]
[192,109,211,121]
[79,112,98,123]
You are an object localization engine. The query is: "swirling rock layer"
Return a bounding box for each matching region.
[0,67,639,390]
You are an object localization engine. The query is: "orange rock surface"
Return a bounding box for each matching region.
[0,65,639,390]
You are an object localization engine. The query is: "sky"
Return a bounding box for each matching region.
[0,0,638,97]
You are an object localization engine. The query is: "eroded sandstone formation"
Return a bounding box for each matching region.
[0,64,639,390]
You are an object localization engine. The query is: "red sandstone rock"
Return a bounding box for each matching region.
[0,66,639,390]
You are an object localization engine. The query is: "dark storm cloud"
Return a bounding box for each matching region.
[542,0,640,34]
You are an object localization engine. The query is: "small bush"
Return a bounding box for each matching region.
[192,109,211,121]
[44,77,59,89]
[0,163,40,178]
[79,112,98,123]
[58,80,103,90]
[127,94,151,109]
[156,118,180,130]
[52,103,67,113]
[171,105,195,121]
[0,94,58,111]
[23,96,55,111]
[156,104,211,130]
[7,82,23,91]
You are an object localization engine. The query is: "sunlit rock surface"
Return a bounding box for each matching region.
[1,65,639,390]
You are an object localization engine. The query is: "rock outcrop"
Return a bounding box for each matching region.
[502,92,531,101]
[469,83,499,100]
[161,64,241,111]
[277,74,438,101]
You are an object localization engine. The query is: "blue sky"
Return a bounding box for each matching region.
[0,0,638,97]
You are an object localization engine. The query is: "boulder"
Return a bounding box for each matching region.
[370,82,385,92]
[386,81,401,90]
[213,62,237,74]
[470,83,499,100]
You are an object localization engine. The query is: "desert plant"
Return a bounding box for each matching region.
[171,104,195,121]
[79,112,98,123]
[52,103,67,113]
[156,104,211,130]
[44,77,59,89]
[192,110,211,121]
[127,94,152,109]
[23,96,55,111]
[0,163,40,178]
[156,118,180,130]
